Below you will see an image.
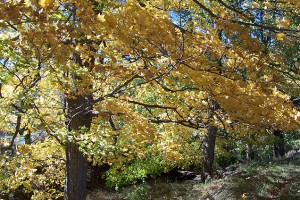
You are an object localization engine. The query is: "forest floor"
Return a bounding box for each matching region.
[87,155,300,200]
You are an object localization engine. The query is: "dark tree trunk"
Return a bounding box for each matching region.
[64,94,94,200]
[65,142,88,200]
[201,126,217,182]
[274,130,285,158]
[24,132,31,144]
[201,99,219,182]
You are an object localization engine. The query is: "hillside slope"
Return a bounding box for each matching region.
[87,155,300,200]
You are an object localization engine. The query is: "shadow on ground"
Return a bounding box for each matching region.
[87,156,300,200]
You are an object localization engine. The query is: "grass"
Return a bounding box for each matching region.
[199,156,300,199]
[87,155,300,200]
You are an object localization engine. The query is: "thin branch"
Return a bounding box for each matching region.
[192,0,300,33]
[7,115,22,149]
[216,0,255,21]
[192,0,217,18]
[154,79,198,93]
[127,99,177,110]
[149,118,201,129]
[94,74,142,103]
[108,116,118,131]
[6,22,18,31]
[228,19,300,33]
[0,83,3,98]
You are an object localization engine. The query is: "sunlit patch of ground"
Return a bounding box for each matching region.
[87,155,300,200]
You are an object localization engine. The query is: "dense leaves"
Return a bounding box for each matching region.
[0,0,299,198]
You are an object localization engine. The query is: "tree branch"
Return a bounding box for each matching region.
[192,0,217,18]
[8,115,22,149]
[127,99,177,110]
[192,0,300,33]
[216,0,255,21]
[149,118,201,129]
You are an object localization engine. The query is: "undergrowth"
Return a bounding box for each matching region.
[87,156,300,200]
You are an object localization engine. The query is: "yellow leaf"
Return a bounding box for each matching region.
[16,145,31,154]
[252,2,259,7]
[97,14,106,23]
[220,10,226,18]
[265,2,272,9]
[277,18,290,28]
[276,32,285,40]
[39,0,54,8]
[296,62,300,69]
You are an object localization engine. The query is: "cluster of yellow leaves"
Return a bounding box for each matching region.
[0,138,65,199]
[76,98,157,166]
[1,0,297,134]
[285,0,300,9]
[154,123,203,169]
[39,0,54,8]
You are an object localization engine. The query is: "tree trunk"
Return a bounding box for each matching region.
[201,99,219,182]
[65,142,88,200]
[64,94,93,200]
[24,132,31,144]
[201,125,217,182]
[245,144,256,161]
[274,130,285,158]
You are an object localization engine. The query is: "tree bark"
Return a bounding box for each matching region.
[65,142,88,200]
[201,99,219,182]
[201,125,217,181]
[274,130,285,158]
[245,144,256,161]
[64,94,93,200]
[24,132,31,144]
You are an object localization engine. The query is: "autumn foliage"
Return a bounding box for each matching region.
[0,0,299,199]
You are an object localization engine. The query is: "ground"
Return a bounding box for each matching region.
[87,155,300,200]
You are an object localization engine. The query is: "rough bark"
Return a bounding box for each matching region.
[65,142,88,200]
[64,94,93,200]
[274,130,285,158]
[201,125,217,181]
[201,100,219,182]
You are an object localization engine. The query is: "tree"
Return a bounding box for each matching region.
[0,1,183,198]
[0,0,299,198]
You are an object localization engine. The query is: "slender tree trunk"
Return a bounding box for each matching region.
[201,99,219,182]
[274,130,285,158]
[24,132,31,144]
[201,125,217,182]
[64,94,93,200]
[245,144,256,162]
